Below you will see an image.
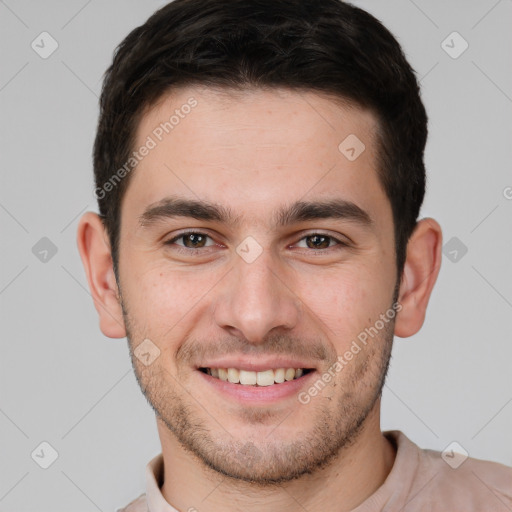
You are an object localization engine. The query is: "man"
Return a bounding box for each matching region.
[77,0,512,510]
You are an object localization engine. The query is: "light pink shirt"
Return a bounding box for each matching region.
[117,430,512,512]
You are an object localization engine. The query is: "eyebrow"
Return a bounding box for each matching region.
[138,196,373,229]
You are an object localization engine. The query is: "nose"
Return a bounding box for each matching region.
[213,247,301,345]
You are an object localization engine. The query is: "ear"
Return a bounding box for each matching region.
[394,218,442,338]
[76,212,127,338]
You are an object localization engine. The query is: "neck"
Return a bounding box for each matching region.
[157,400,396,512]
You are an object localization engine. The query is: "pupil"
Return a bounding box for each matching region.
[185,233,205,248]
[307,235,329,249]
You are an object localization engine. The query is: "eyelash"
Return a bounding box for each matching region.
[164,230,350,255]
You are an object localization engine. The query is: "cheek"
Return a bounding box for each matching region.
[121,258,219,338]
[133,274,188,321]
[294,262,393,351]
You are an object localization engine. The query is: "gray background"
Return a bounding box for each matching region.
[1,0,511,510]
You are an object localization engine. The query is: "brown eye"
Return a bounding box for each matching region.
[295,233,346,250]
[305,234,332,249]
[181,233,208,248]
[165,232,215,250]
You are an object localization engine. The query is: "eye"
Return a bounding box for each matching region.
[165,231,216,250]
[164,231,349,255]
[295,233,347,250]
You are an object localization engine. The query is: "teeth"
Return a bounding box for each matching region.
[205,367,307,385]
[284,368,296,381]
[256,369,275,386]
[274,368,285,383]
[239,370,257,385]
[227,368,240,384]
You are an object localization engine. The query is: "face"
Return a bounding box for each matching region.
[117,86,398,483]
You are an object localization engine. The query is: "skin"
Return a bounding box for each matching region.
[77,86,442,512]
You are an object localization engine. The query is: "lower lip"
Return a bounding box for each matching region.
[197,370,317,405]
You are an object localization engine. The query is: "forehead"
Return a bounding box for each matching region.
[123,86,389,231]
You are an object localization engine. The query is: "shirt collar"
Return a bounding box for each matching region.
[145,453,179,512]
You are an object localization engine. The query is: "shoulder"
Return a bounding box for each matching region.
[390,431,512,510]
[116,493,147,512]
[421,446,512,508]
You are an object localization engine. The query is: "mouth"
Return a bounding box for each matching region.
[198,367,314,386]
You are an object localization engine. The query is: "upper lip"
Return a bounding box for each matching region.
[196,357,318,372]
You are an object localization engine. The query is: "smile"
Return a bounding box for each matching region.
[199,367,313,386]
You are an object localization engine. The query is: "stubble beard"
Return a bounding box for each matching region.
[121,301,395,486]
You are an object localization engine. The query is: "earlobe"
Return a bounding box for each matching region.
[394,218,443,338]
[76,212,127,339]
